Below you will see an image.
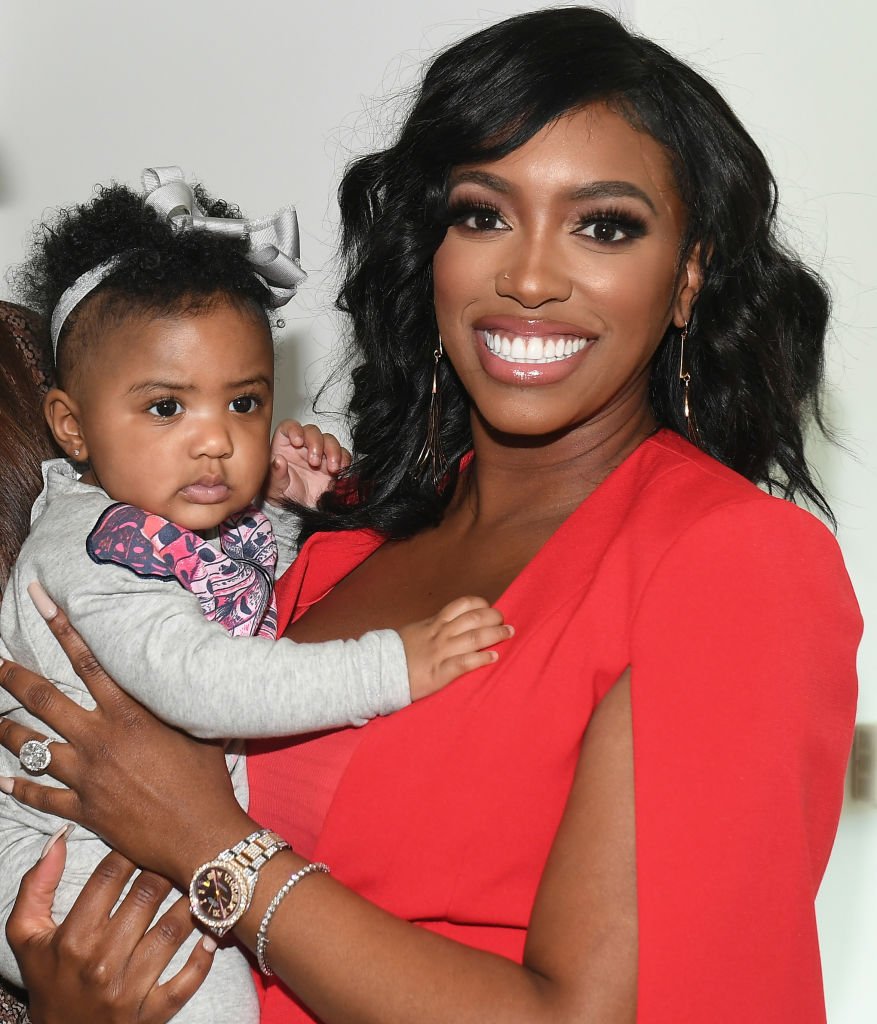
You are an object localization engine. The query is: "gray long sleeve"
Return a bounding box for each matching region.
[0,461,411,739]
[0,461,410,1010]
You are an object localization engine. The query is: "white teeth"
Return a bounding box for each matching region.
[480,331,591,364]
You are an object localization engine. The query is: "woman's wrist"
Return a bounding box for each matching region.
[171,809,260,890]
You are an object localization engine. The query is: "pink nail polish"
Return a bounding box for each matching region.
[27,582,57,621]
[0,777,14,795]
[202,935,218,953]
[40,823,74,859]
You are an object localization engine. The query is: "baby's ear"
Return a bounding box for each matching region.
[43,388,87,463]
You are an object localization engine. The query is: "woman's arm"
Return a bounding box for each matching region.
[0,610,638,1024]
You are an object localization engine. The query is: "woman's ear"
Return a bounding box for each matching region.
[43,389,87,462]
[672,243,704,328]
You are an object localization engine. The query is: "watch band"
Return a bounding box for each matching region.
[220,829,289,878]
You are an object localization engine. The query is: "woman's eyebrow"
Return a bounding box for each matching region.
[450,171,658,214]
[450,170,511,193]
[569,180,657,213]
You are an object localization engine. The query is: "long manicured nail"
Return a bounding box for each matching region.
[0,777,14,794]
[201,935,218,953]
[27,582,57,621]
[40,823,74,859]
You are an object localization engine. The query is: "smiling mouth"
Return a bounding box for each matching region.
[479,330,593,364]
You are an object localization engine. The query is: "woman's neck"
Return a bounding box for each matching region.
[446,407,658,533]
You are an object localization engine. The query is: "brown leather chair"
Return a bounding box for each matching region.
[0,300,57,1020]
[0,301,59,593]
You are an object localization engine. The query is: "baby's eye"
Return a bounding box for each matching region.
[147,398,183,418]
[229,395,261,414]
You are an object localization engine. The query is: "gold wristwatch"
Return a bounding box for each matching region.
[189,829,290,937]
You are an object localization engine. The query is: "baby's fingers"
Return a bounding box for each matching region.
[440,605,506,638]
[320,432,349,473]
[434,649,503,687]
[271,418,305,449]
[433,595,490,624]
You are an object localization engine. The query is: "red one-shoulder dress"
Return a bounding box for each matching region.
[248,431,861,1023]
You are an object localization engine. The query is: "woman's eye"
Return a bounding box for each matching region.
[450,203,509,232]
[147,399,183,418]
[230,395,260,414]
[581,220,629,243]
[465,210,506,231]
[577,212,647,244]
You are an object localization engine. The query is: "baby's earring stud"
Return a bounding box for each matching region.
[72,448,81,458]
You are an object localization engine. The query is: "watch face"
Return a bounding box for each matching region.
[192,865,243,925]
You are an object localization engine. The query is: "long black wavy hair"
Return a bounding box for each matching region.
[12,183,274,387]
[301,5,833,540]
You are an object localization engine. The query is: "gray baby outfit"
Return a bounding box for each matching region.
[0,459,409,1021]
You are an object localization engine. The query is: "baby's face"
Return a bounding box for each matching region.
[74,299,274,532]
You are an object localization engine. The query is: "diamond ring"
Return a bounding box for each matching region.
[18,737,58,775]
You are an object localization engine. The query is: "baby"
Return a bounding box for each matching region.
[0,167,509,1022]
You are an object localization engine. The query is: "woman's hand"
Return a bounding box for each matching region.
[8,830,215,1024]
[0,585,255,887]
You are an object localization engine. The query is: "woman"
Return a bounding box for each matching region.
[0,8,861,1022]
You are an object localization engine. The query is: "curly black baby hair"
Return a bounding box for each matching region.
[12,182,274,388]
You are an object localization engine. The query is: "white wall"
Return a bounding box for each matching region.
[2,2,874,1020]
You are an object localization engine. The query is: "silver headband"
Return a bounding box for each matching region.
[49,165,307,352]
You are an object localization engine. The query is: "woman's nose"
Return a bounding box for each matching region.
[495,235,573,308]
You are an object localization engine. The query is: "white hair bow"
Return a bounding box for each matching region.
[50,166,307,350]
[142,166,306,308]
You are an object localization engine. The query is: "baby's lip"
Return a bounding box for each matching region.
[180,479,230,504]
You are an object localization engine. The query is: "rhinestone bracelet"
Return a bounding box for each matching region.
[255,862,330,976]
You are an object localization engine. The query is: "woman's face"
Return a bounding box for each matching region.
[432,103,700,440]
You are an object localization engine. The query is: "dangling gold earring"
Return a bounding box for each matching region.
[678,322,699,443]
[415,336,449,487]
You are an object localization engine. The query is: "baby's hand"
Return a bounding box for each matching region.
[267,419,352,509]
[398,597,514,701]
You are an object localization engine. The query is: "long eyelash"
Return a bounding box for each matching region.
[444,199,503,225]
[577,205,648,238]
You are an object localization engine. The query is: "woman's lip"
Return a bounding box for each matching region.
[472,316,598,338]
[180,482,231,504]
[473,328,594,386]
